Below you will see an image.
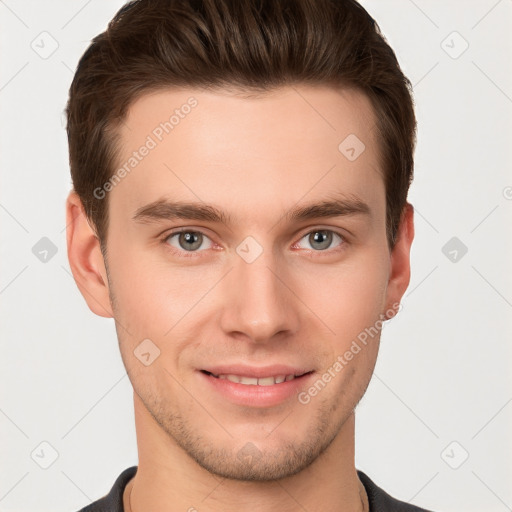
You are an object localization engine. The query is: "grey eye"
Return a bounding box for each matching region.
[166,231,212,252]
[298,230,343,251]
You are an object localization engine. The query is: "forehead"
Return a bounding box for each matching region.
[109,84,384,226]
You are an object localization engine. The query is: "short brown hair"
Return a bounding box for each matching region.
[65,0,416,250]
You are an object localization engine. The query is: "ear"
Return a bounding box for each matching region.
[65,190,114,318]
[383,202,415,318]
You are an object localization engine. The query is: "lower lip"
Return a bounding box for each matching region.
[198,371,314,408]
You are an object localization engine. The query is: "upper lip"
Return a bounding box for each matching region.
[200,364,313,378]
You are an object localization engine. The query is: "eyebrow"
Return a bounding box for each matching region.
[132,194,371,226]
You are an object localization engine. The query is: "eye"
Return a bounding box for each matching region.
[164,229,213,254]
[162,228,345,258]
[295,229,345,252]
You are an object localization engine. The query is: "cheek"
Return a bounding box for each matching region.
[106,244,223,379]
[107,240,206,328]
[298,249,389,342]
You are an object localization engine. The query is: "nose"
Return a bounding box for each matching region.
[219,242,300,345]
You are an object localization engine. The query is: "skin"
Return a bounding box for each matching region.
[66,84,414,512]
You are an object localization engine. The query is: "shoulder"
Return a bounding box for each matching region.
[74,466,137,512]
[357,470,436,512]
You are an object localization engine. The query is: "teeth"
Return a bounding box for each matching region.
[240,376,259,385]
[214,373,297,385]
[257,376,276,386]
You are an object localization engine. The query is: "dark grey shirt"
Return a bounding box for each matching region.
[76,466,434,511]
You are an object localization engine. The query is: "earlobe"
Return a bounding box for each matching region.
[384,202,415,316]
[65,191,114,318]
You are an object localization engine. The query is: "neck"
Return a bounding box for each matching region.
[124,392,367,512]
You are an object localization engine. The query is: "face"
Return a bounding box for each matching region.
[75,85,412,481]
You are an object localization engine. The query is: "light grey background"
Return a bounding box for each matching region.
[1,1,511,511]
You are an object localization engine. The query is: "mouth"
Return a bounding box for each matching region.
[200,370,312,386]
[198,366,315,407]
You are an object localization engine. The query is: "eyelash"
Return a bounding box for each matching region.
[160,228,347,259]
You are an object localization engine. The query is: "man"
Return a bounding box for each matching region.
[65,0,433,510]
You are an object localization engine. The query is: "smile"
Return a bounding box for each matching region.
[199,368,314,407]
[203,371,303,386]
